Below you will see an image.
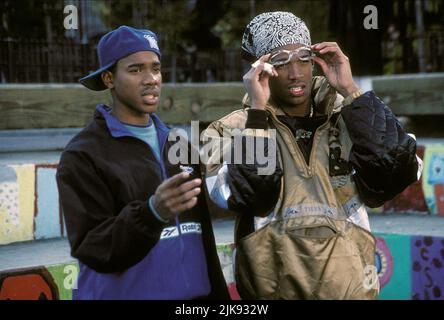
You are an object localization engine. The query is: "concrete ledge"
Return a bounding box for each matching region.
[0,129,81,153]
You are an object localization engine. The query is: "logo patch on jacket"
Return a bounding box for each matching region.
[160,222,202,239]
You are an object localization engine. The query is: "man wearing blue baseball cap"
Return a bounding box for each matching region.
[56,26,229,300]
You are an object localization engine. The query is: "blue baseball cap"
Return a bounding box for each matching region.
[79,25,161,91]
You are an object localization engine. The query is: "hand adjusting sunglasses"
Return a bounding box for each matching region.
[269,47,315,66]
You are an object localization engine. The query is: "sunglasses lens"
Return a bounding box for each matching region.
[270,48,313,65]
[270,52,290,65]
[297,49,312,61]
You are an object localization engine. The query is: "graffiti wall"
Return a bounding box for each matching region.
[1,143,444,300]
[375,233,444,300]
[0,263,78,300]
[1,237,443,300]
[422,145,444,216]
[383,145,429,214]
[0,164,63,245]
[375,234,412,299]
[217,243,240,300]
[411,236,444,299]
[370,143,444,215]
[0,143,444,245]
[0,246,238,300]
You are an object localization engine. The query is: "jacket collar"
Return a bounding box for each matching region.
[95,104,170,142]
[309,76,344,115]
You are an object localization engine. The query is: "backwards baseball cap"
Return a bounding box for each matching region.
[79,25,161,91]
[241,11,311,61]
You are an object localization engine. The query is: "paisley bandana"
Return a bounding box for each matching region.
[242,11,311,59]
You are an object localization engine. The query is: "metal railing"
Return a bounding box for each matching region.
[0,39,246,83]
[1,34,443,83]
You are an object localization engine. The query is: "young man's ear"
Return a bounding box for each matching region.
[101,70,114,89]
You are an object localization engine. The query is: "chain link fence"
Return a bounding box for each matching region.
[0,39,247,83]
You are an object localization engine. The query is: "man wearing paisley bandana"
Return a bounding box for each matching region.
[203,11,420,299]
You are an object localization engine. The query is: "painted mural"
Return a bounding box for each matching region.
[373,233,444,300]
[1,144,444,300]
[0,268,59,300]
[1,237,444,300]
[375,233,412,300]
[34,164,64,239]
[411,236,444,300]
[0,164,63,245]
[0,263,78,300]
[374,237,394,289]
[422,144,444,216]
[383,145,428,214]
[217,243,240,300]
[0,143,444,245]
[0,165,35,245]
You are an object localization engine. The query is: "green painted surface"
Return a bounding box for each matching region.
[375,233,412,300]
[46,262,79,300]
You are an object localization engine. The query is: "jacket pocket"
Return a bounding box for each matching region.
[235,216,378,300]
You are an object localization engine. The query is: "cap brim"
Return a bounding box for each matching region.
[79,63,114,91]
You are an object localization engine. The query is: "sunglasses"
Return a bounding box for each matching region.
[269,47,315,66]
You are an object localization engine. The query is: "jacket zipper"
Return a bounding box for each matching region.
[151,135,182,230]
[156,135,189,290]
[269,112,332,178]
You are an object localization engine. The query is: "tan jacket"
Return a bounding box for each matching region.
[204,76,371,231]
[203,76,379,299]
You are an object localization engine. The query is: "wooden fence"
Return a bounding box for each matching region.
[0,73,443,130]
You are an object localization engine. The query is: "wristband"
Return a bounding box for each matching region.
[343,89,364,106]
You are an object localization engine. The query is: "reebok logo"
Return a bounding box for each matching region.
[160,222,202,239]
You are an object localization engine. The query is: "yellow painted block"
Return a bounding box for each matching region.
[0,164,35,245]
